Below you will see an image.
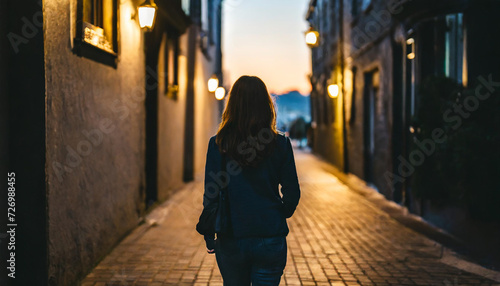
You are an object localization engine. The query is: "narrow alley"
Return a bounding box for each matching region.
[4,1,500,285]
[80,148,498,286]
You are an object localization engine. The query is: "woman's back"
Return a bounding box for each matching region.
[204,132,300,238]
[199,75,301,285]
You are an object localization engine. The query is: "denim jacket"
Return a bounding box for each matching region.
[202,133,301,244]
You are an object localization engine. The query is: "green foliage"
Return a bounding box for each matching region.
[410,75,500,221]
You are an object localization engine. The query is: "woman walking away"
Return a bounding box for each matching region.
[200,75,301,285]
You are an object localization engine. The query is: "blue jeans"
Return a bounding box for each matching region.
[215,233,287,286]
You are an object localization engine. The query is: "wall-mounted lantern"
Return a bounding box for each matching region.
[327,84,339,98]
[215,87,226,100]
[138,0,157,31]
[406,38,415,60]
[208,75,219,92]
[305,27,319,48]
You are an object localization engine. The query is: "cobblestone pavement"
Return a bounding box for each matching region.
[81,149,499,286]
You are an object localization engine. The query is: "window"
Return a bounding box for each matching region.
[325,77,336,125]
[351,0,359,17]
[164,36,180,100]
[199,0,213,56]
[208,0,215,45]
[328,91,336,124]
[201,0,209,31]
[315,78,325,125]
[361,0,371,11]
[350,67,357,125]
[74,0,119,67]
[444,13,465,84]
[330,0,337,37]
[321,1,328,36]
[352,0,371,17]
[323,77,331,125]
[182,0,190,15]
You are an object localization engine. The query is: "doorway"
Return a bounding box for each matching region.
[363,70,378,184]
[144,31,162,209]
[392,41,404,203]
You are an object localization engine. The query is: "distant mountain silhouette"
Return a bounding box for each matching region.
[272,91,311,132]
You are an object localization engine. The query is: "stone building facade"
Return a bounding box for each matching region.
[306,0,500,209]
[2,0,224,285]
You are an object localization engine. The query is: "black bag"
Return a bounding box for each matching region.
[196,154,231,236]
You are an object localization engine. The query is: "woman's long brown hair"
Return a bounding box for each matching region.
[216,76,278,167]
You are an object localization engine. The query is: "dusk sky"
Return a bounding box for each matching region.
[222,0,312,95]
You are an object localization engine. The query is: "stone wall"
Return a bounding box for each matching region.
[310,0,397,198]
[346,38,394,197]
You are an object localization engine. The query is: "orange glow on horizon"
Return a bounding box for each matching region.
[223,0,312,96]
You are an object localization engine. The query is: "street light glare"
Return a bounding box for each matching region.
[305,31,318,45]
[208,77,219,92]
[328,84,339,98]
[138,6,156,29]
[215,87,225,100]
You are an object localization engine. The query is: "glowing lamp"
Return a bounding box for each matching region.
[138,0,157,31]
[406,38,415,60]
[215,87,225,100]
[305,28,319,48]
[208,75,219,92]
[328,84,339,98]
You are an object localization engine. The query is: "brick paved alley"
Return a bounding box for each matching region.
[80,149,499,286]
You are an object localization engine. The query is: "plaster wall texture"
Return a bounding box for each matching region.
[43,0,145,284]
[156,28,221,203]
[193,43,221,177]
[157,32,187,201]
